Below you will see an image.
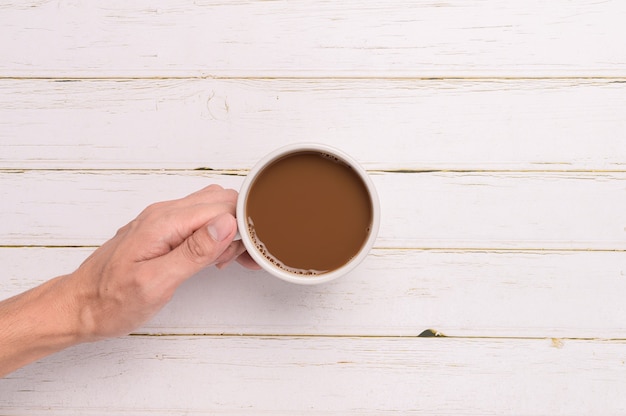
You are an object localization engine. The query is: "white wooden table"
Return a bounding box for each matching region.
[2,1,626,414]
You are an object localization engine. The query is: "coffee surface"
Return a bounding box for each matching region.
[246,152,373,274]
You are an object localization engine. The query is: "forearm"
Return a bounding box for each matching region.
[0,186,254,378]
[0,274,85,377]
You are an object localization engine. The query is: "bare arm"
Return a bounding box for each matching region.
[0,275,85,376]
[0,185,258,377]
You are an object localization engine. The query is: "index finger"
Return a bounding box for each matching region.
[180,185,238,207]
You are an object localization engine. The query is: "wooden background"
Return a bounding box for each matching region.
[1,1,626,414]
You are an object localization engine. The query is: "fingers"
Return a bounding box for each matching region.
[146,212,238,288]
[137,185,237,234]
[172,186,259,270]
[236,251,263,270]
[135,198,237,255]
[177,185,238,208]
[215,240,247,269]
[135,185,260,289]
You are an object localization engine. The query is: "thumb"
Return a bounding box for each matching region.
[151,213,238,286]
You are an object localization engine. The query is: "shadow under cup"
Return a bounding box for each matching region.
[236,144,380,285]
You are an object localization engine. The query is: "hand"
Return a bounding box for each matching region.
[1,184,258,377]
[67,184,259,341]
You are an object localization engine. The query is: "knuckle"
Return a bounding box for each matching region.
[223,188,238,202]
[182,233,216,264]
[137,202,173,227]
[140,201,170,217]
[206,184,224,192]
[114,222,131,237]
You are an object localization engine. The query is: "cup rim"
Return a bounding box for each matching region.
[236,143,380,285]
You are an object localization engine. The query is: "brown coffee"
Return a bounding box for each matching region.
[245,151,373,275]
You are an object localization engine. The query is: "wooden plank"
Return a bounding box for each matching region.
[1,78,626,171]
[1,170,625,250]
[1,1,625,77]
[1,335,625,415]
[1,247,625,338]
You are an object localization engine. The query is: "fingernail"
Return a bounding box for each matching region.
[207,214,236,242]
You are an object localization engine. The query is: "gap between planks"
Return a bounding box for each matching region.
[126,332,626,342]
[1,75,626,81]
[3,168,626,174]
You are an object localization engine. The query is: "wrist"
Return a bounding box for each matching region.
[30,274,89,348]
[58,270,101,344]
[0,274,87,376]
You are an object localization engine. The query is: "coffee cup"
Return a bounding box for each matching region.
[236,143,380,285]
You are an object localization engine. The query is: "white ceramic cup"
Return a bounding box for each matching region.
[236,143,380,285]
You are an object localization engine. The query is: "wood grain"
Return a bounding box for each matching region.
[1,170,625,249]
[1,0,625,77]
[2,1,625,413]
[2,335,625,415]
[2,247,625,338]
[1,78,626,171]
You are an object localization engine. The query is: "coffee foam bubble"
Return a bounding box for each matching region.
[319,152,342,164]
[247,218,327,276]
